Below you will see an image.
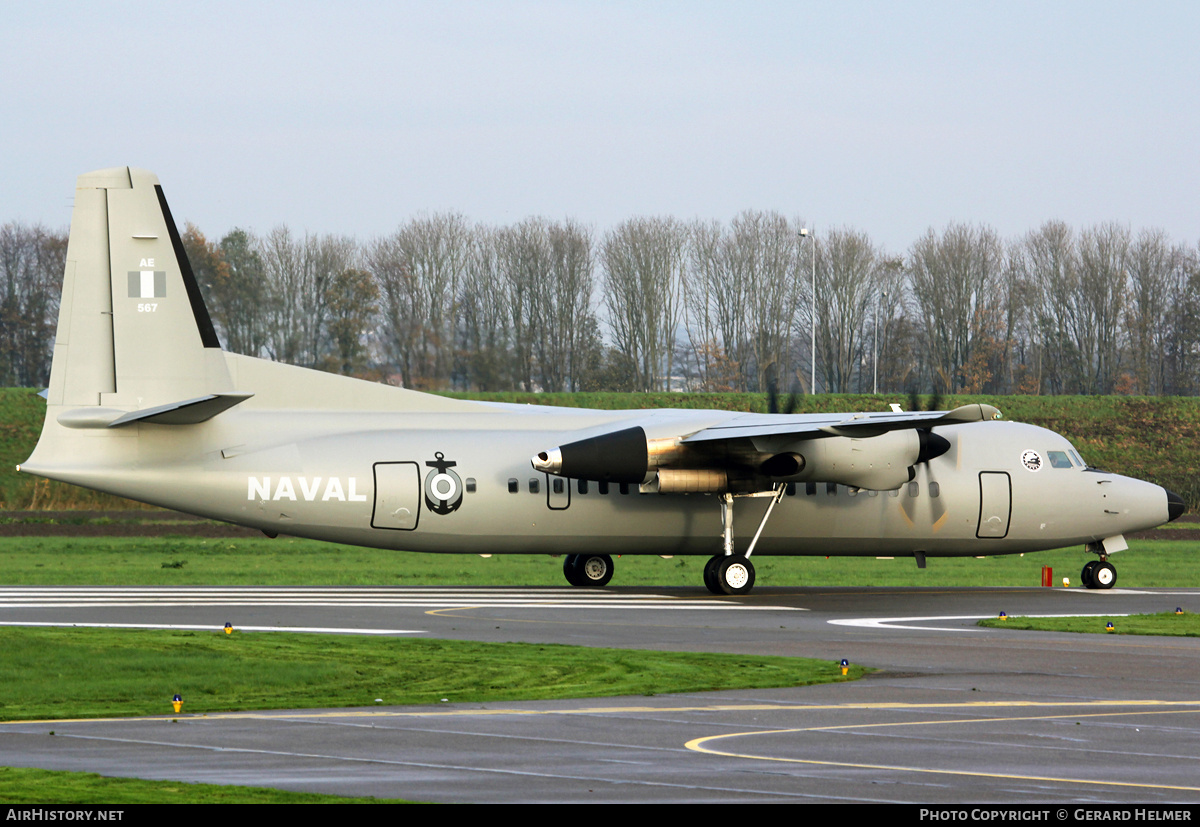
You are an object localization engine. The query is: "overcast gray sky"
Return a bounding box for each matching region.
[3,1,1197,253]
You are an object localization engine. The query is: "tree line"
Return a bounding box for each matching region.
[2,214,1199,396]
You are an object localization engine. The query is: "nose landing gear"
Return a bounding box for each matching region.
[1081,558,1117,589]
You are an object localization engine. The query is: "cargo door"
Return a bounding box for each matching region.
[372,462,420,530]
[976,471,1011,539]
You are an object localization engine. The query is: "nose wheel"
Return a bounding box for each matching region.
[1081,559,1117,589]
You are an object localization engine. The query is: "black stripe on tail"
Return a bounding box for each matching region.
[154,184,222,349]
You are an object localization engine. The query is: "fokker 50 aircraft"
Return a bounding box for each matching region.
[19,168,1186,594]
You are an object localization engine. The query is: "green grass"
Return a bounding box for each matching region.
[978,611,1200,636]
[0,627,861,722]
[0,767,417,804]
[0,535,1196,587]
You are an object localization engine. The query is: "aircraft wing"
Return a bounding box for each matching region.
[681,403,1002,442]
[532,403,1003,492]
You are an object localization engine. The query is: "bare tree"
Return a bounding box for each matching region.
[1125,228,1177,395]
[683,219,747,390]
[684,212,805,392]
[492,218,597,392]
[457,225,513,390]
[217,229,271,358]
[814,227,879,392]
[258,226,357,368]
[1164,244,1200,395]
[907,223,1005,393]
[367,213,472,388]
[323,268,380,377]
[542,218,597,392]
[1075,222,1130,394]
[0,222,65,387]
[602,217,687,391]
[496,219,551,391]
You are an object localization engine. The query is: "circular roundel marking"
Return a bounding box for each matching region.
[424,452,464,515]
[429,472,459,501]
[1021,449,1043,472]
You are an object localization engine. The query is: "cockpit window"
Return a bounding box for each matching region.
[1069,449,1085,467]
[1047,450,1073,469]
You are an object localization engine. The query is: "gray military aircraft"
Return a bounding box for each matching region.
[18,168,1186,594]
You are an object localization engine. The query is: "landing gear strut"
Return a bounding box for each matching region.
[704,488,783,595]
[563,553,613,587]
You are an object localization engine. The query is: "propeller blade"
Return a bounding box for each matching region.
[767,380,780,414]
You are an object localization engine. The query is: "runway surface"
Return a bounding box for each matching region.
[2,584,1200,803]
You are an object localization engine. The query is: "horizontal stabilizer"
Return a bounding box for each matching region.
[55,393,254,429]
[108,392,254,426]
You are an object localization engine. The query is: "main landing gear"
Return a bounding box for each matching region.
[1081,558,1117,589]
[703,488,785,596]
[561,487,783,594]
[563,553,613,587]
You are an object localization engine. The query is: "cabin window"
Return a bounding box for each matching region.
[866,489,878,497]
[552,478,564,494]
[528,478,540,494]
[848,487,858,497]
[785,482,796,496]
[826,483,837,496]
[929,481,940,498]
[806,483,816,496]
[1048,451,1073,469]
[578,479,589,495]
[888,488,900,498]
[465,478,476,493]
[619,483,630,495]
[599,481,609,495]
[908,482,919,497]
[508,478,518,493]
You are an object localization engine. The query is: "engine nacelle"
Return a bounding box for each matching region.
[769,429,947,490]
[532,426,656,483]
[533,424,951,492]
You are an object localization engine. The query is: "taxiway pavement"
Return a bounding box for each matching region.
[2,585,1199,802]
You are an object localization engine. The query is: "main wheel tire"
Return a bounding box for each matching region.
[715,555,755,595]
[564,553,613,587]
[1081,560,1099,589]
[563,554,582,587]
[1092,561,1117,589]
[703,556,723,595]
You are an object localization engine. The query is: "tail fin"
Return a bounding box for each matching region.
[45,167,232,411]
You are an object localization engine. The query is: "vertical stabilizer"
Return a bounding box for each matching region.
[47,167,231,411]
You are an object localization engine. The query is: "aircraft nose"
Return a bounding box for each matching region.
[1166,488,1187,522]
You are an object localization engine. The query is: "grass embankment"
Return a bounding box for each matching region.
[0,534,1195,587]
[0,767,415,804]
[0,626,860,722]
[978,611,1200,636]
[6,388,1200,509]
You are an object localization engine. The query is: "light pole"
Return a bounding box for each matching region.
[874,289,886,394]
[799,227,815,394]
